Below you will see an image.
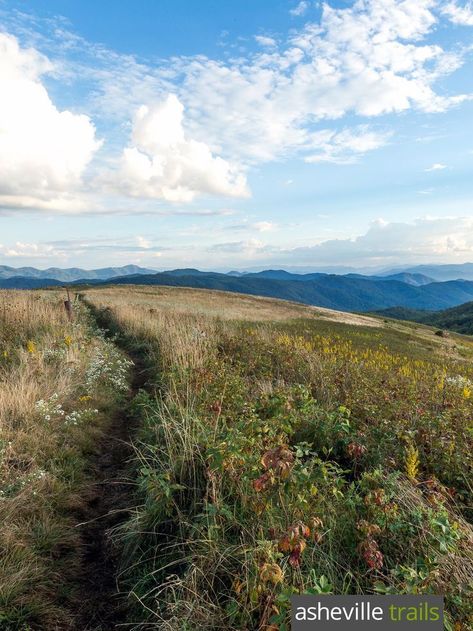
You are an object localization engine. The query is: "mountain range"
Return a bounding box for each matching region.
[3,264,473,316]
[0,264,155,282]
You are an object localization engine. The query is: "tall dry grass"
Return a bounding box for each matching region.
[86,287,473,630]
[0,290,131,629]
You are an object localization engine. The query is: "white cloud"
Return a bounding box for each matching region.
[0,33,101,211]
[0,0,471,215]
[290,1,310,17]
[254,35,277,48]
[425,162,448,171]
[170,0,469,165]
[211,238,268,255]
[196,217,473,267]
[0,241,58,258]
[136,235,152,249]
[116,95,249,202]
[5,217,473,269]
[271,217,473,266]
[229,220,278,232]
[305,126,391,163]
[442,1,473,25]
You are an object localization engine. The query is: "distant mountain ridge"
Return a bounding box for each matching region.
[380,263,473,282]
[3,265,473,316]
[80,269,473,313]
[0,264,155,282]
[244,269,434,286]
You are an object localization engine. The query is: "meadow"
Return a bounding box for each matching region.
[84,286,473,630]
[0,290,132,629]
[1,285,473,630]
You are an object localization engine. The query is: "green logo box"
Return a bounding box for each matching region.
[291,595,443,629]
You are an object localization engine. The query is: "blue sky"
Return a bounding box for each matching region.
[0,0,473,271]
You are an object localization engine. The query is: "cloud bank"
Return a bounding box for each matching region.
[116,95,249,202]
[0,0,472,214]
[0,33,100,211]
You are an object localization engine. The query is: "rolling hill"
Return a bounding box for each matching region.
[91,270,473,312]
[376,301,473,335]
[3,266,473,314]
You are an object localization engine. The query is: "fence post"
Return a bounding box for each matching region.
[64,288,74,322]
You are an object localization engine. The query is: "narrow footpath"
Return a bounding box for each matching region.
[69,306,148,631]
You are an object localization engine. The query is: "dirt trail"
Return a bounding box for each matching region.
[69,309,148,631]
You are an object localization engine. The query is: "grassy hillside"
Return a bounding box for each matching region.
[375,302,473,336]
[91,271,473,312]
[0,291,132,629]
[423,302,473,335]
[83,286,473,630]
[2,286,472,629]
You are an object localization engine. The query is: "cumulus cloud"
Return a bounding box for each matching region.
[0,33,101,211]
[442,1,473,25]
[290,1,310,17]
[169,0,470,165]
[116,95,249,202]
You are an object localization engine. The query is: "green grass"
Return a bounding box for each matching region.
[85,287,473,631]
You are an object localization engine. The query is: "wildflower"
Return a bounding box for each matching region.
[64,335,73,348]
[26,340,36,354]
[405,444,420,481]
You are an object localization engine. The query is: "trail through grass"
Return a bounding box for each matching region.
[2,287,473,630]
[0,292,139,630]
[85,286,473,631]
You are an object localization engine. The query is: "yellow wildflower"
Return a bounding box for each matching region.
[26,340,36,355]
[405,444,420,482]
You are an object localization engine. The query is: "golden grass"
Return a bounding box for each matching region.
[0,290,131,629]
[85,285,473,629]
[84,284,383,323]
[84,284,473,362]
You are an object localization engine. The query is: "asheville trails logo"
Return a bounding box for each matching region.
[291,595,443,629]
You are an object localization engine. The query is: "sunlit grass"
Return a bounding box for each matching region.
[86,286,473,631]
[0,290,132,629]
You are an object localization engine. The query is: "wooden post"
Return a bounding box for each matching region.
[64,287,74,322]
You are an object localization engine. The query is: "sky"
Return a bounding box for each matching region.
[0,0,473,272]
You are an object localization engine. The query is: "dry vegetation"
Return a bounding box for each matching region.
[84,286,473,631]
[2,285,472,630]
[88,285,386,325]
[0,291,132,630]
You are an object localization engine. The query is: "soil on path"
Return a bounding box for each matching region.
[69,313,148,631]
